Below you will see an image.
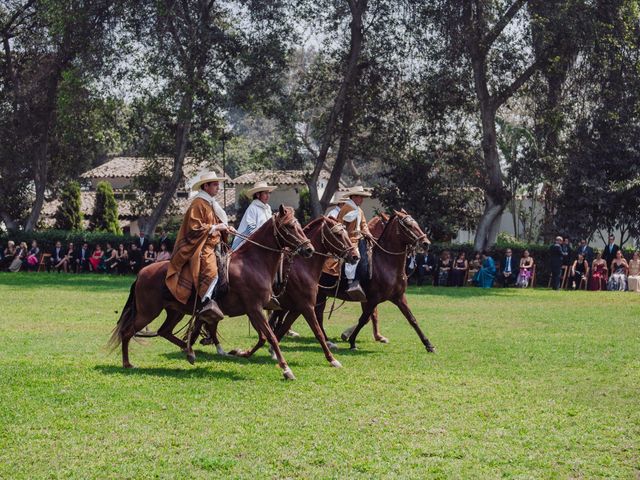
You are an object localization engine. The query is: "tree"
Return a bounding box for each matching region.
[54,181,82,230]
[0,0,122,231]
[91,181,120,234]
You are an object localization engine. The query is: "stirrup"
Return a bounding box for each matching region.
[265,296,282,311]
[346,281,367,302]
[198,299,224,323]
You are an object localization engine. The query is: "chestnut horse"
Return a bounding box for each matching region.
[315,210,436,352]
[202,216,359,367]
[109,205,314,380]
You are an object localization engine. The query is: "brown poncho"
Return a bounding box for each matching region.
[322,201,369,276]
[166,196,222,304]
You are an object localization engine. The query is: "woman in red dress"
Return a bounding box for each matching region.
[89,244,104,272]
[589,251,608,291]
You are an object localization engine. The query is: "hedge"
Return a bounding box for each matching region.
[0,230,176,251]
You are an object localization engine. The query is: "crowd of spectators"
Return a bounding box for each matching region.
[0,230,173,275]
[406,235,640,292]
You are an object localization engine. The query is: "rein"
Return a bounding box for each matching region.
[370,215,427,256]
[231,214,311,255]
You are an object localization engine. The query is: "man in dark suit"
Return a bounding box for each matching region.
[158,229,172,252]
[602,234,620,270]
[48,241,65,272]
[412,248,434,286]
[129,243,143,274]
[576,239,594,266]
[561,238,572,267]
[76,243,91,273]
[549,236,564,290]
[500,248,518,287]
[136,231,150,253]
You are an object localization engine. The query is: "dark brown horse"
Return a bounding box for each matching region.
[315,210,436,351]
[109,205,314,380]
[205,216,359,367]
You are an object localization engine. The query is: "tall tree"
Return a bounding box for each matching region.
[91,181,121,234]
[54,180,82,230]
[0,0,120,231]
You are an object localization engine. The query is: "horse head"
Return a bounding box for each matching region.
[393,209,431,249]
[274,205,315,258]
[322,217,359,265]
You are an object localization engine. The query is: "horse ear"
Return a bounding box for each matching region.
[279,204,286,215]
[393,209,401,216]
[400,208,408,214]
[380,212,389,221]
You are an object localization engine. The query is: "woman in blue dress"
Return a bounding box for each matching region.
[473,251,496,288]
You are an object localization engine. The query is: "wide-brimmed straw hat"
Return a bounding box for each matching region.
[329,191,348,205]
[191,171,230,191]
[341,185,372,198]
[246,180,277,197]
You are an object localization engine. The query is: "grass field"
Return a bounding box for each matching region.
[0,272,639,479]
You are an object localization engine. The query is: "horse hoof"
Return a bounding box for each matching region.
[186,352,196,364]
[375,336,389,344]
[350,345,357,351]
[123,363,135,369]
[426,345,436,353]
[330,359,343,368]
[327,341,339,351]
[282,366,296,380]
[215,344,227,356]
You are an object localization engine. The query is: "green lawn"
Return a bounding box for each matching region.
[0,272,639,479]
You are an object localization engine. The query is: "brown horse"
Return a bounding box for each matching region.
[109,205,314,380]
[205,216,359,367]
[315,210,436,352]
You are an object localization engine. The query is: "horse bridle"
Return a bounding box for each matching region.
[396,215,427,246]
[318,221,353,260]
[272,215,313,255]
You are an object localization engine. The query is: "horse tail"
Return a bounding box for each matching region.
[108,280,138,351]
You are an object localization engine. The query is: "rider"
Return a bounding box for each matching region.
[165,171,235,322]
[232,181,277,250]
[326,191,346,219]
[322,185,372,301]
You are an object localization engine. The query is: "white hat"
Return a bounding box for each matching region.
[246,180,277,197]
[191,171,230,191]
[342,185,372,198]
[329,191,348,205]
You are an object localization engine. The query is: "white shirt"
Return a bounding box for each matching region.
[342,199,362,232]
[327,205,341,219]
[232,199,272,250]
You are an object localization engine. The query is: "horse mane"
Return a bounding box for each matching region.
[369,213,391,240]
[377,212,399,243]
[303,216,325,233]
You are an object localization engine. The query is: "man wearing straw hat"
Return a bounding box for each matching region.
[166,171,235,321]
[326,191,347,219]
[232,180,277,250]
[323,185,372,301]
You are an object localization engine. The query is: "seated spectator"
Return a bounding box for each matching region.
[473,251,496,288]
[500,248,517,287]
[9,242,28,272]
[589,252,608,291]
[627,251,640,293]
[62,242,76,273]
[104,242,118,273]
[0,240,16,270]
[89,244,104,272]
[436,250,452,286]
[467,252,481,284]
[157,229,172,252]
[156,242,171,262]
[516,250,534,287]
[450,252,468,287]
[116,243,129,275]
[143,243,157,267]
[607,250,628,291]
[76,243,91,273]
[569,253,589,290]
[26,240,40,271]
[48,241,66,272]
[129,243,143,274]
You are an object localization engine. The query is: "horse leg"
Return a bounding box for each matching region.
[299,306,342,368]
[347,303,377,350]
[315,291,338,350]
[249,309,295,380]
[392,294,435,353]
[192,318,226,356]
[156,309,192,362]
[121,313,154,369]
[370,307,389,343]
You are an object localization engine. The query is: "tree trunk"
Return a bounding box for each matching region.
[143,92,193,237]
[306,0,365,217]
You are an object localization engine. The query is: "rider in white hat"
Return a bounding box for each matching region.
[322,186,373,301]
[166,171,235,322]
[232,181,277,250]
[326,191,347,219]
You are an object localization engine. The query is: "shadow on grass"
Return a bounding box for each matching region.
[94,364,246,380]
[159,349,302,367]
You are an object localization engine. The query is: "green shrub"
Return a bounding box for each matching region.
[295,187,312,225]
[54,181,83,230]
[91,181,121,234]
